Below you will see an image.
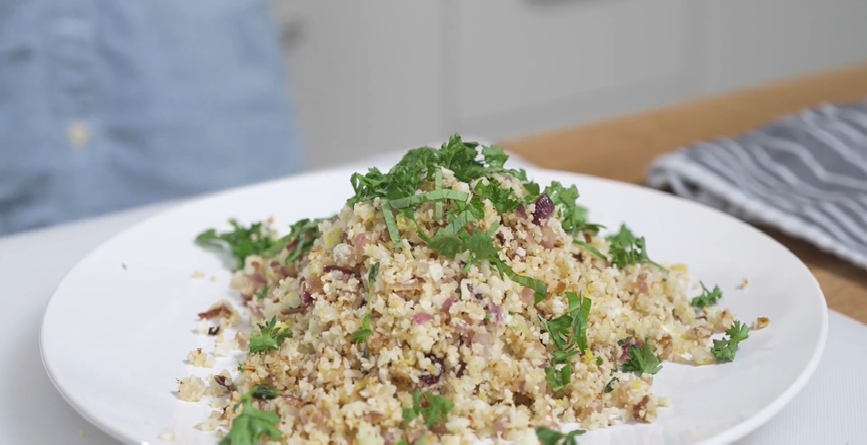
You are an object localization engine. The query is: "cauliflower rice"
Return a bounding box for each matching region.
[182,136,755,444]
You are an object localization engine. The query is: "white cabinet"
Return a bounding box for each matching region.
[270,1,867,169]
[452,0,699,139]
[272,1,449,169]
[702,0,867,94]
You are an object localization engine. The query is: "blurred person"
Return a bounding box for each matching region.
[0,0,303,237]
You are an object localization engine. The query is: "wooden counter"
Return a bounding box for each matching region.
[502,63,867,324]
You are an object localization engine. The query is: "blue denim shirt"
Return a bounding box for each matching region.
[0,0,303,236]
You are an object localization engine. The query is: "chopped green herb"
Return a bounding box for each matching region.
[434,169,444,220]
[596,356,603,366]
[474,179,520,216]
[606,224,665,270]
[388,189,470,210]
[282,217,333,263]
[617,337,633,346]
[195,219,279,270]
[541,292,592,392]
[485,312,492,320]
[536,427,586,445]
[603,377,619,393]
[543,182,603,237]
[545,362,573,392]
[254,285,269,300]
[573,240,606,261]
[402,391,454,429]
[250,384,279,400]
[711,320,750,363]
[237,361,245,372]
[621,341,663,376]
[691,281,723,308]
[220,390,282,445]
[368,262,380,290]
[248,316,293,354]
[351,314,374,344]
[381,200,402,248]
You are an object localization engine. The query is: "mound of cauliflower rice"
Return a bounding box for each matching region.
[183,135,760,445]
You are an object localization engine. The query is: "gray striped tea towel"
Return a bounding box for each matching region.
[646,99,867,270]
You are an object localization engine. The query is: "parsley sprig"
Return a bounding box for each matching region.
[195,219,280,270]
[711,320,750,363]
[536,427,586,445]
[249,316,293,354]
[220,390,282,445]
[541,292,592,392]
[606,224,665,270]
[268,217,334,263]
[691,282,723,308]
[402,391,454,429]
[351,314,374,344]
[621,341,663,376]
[544,182,602,237]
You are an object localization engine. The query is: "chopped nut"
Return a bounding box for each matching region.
[752,317,770,330]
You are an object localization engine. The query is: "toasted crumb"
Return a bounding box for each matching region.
[177,375,206,402]
[187,348,216,368]
[194,419,220,431]
[210,276,217,282]
[158,428,175,442]
[752,317,770,330]
[192,270,205,279]
[145,420,151,426]
[737,278,749,289]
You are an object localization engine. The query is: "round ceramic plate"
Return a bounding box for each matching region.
[41,166,827,445]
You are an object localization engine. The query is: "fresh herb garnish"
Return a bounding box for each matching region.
[543,182,603,237]
[368,262,380,290]
[219,390,282,445]
[248,316,292,354]
[711,320,750,363]
[402,391,454,429]
[279,217,333,263]
[621,341,663,376]
[541,292,592,392]
[536,427,586,445]
[195,219,279,270]
[250,384,280,400]
[351,314,374,344]
[691,282,723,308]
[237,361,245,372]
[606,224,665,270]
[573,240,607,261]
[603,377,619,393]
[254,285,269,300]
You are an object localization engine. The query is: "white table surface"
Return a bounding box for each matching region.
[3,151,866,445]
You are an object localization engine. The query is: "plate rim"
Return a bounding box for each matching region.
[40,167,829,445]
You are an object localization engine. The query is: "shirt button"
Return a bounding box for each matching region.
[67,121,91,148]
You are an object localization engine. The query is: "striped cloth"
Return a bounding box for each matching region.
[646,99,867,270]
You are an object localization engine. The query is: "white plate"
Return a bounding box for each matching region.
[40,166,827,445]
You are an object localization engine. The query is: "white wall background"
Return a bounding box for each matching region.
[271,0,867,169]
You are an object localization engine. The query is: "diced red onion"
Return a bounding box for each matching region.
[442,296,456,314]
[246,273,266,284]
[413,312,435,325]
[301,281,313,306]
[353,233,369,255]
[541,225,557,249]
[517,203,527,219]
[520,287,535,305]
[471,331,492,350]
[488,301,505,325]
[532,194,555,225]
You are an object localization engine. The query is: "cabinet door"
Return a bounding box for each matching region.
[271,1,448,169]
[702,0,867,94]
[452,0,694,138]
